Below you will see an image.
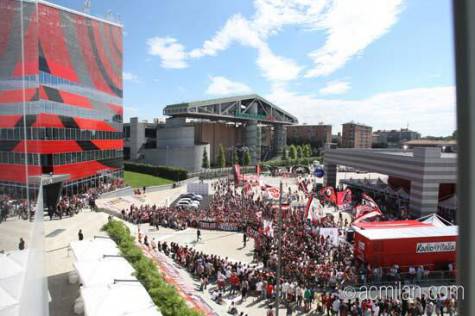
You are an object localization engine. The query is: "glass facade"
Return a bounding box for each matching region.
[0,0,124,199]
[0,1,123,314]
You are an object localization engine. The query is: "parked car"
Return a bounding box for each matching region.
[179,193,203,201]
[176,198,200,207]
[176,200,199,209]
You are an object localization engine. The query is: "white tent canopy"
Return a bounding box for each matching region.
[70,238,120,262]
[0,250,29,316]
[81,283,162,316]
[418,213,454,227]
[74,257,136,287]
[0,286,19,316]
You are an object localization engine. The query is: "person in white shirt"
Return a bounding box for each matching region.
[372,302,380,316]
[282,281,289,301]
[256,280,263,301]
[332,297,341,315]
[426,301,434,316]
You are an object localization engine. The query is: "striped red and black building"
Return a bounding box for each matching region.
[0,0,123,197]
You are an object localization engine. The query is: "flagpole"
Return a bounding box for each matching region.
[275,181,283,316]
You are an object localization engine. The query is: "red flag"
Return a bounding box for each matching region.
[298,181,308,194]
[304,195,314,219]
[266,186,280,200]
[336,188,352,208]
[319,186,336,204]
[355,193,381,218]
[233,164,241,185]
[353,209,383,224]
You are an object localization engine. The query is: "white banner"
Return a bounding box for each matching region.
[187,182,209,195]
[319,227,340,245]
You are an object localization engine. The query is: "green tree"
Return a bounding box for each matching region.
[243,151,251,166]
[232,148,239,165]
[217,144,226,168]
[202,147,209,169]
[281,146,288,160]
[303,144,311,157]
[297,145,303,159]
[289,144,297,160]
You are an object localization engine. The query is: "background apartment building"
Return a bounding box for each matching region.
[341,122,373,148]
[373,128,421,147]
[286,124,332,148]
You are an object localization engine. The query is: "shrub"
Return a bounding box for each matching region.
[124,162,188,181]
[201,148,209,169]
[261,156,322,169]
[243,151,251,166]
[288,144,297,160]
[232,149,239,165]
[102,220,202,316]
[217,144,226,168]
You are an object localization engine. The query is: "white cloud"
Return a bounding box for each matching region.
[206,76,253,96]
[251,0,327,36]
[305,0,404,77]
[147,37,188,69]
[189,15,262,58]
[189,14,301,82]
[267,85,456,136]
[123,72,139,82]
[256,46,302,82]
[319,80,350,95]
[148,0,404,85]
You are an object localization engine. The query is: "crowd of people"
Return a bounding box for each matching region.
[0,195,30,222]
[121,179,266,230]
[0,178,125,222]
[129,177,459,315]
[150,226,457,315]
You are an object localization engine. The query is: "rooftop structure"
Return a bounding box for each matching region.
[163,94,298,125]
[157,95,298,168]
[324,147,456,216]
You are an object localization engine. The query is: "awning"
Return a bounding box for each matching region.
[74,257,136,287]
[81,283,162,316]
[0,250,29,316]
[418,213,454,227]
[70,238,120,262]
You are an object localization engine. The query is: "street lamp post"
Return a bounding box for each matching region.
[275,181,283,315]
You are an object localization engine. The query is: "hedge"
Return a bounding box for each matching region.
[261,156,322,169]
[102,220,202,316]
[124,162,188,182]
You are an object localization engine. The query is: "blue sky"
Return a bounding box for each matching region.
[52,0,455,136]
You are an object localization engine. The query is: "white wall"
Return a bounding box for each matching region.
[143,144,210,172]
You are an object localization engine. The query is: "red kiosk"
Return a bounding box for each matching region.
[353,220,457,271]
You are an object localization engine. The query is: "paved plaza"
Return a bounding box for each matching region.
[0,171,386,316]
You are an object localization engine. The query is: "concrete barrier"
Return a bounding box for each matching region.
[99,186,134,199]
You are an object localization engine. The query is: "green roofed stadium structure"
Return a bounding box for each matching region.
[126,95,298,171]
